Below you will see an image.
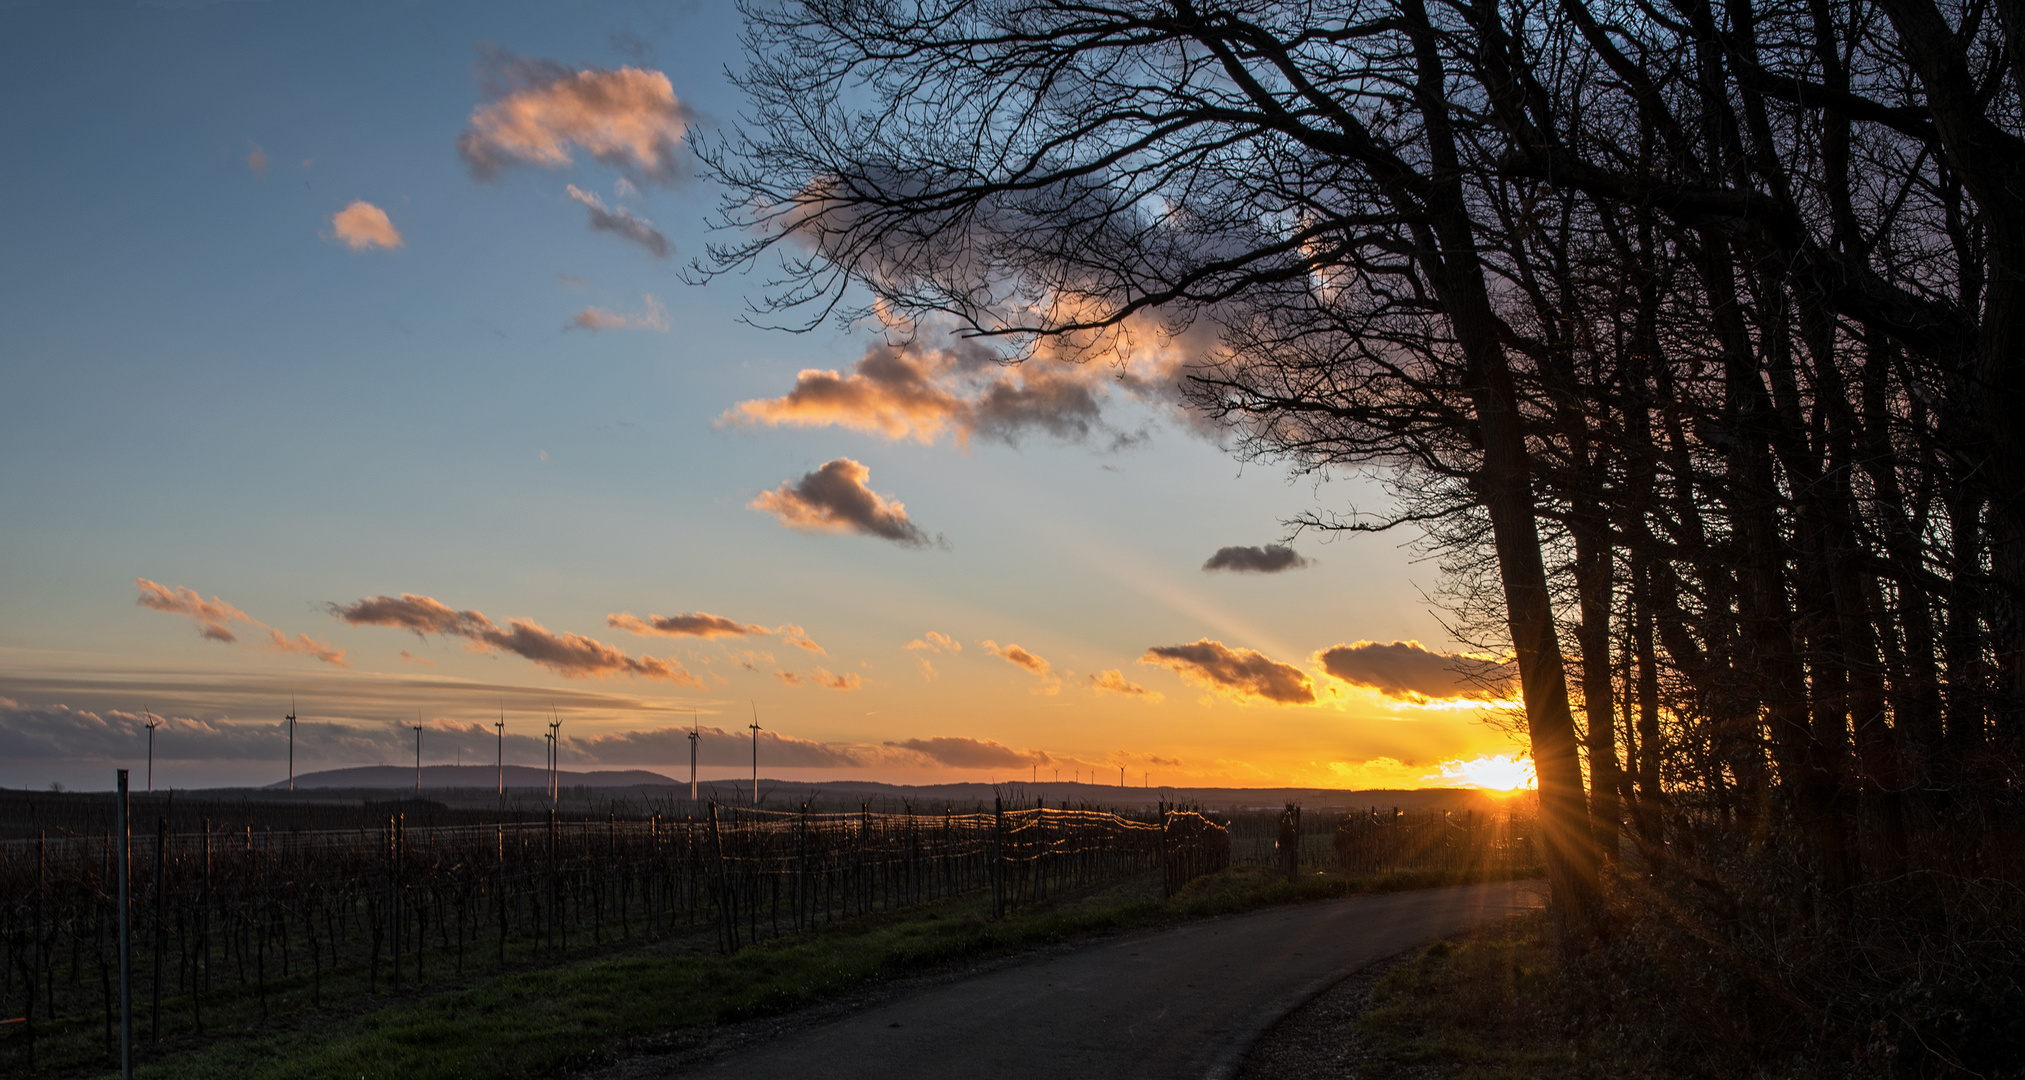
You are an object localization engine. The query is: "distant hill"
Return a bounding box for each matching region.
[277,764,676,790]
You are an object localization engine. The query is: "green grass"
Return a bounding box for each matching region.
[1357,910,1673,1080]
[24,865,1533,1080]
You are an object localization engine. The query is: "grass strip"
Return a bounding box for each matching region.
[107,866,1531,1080]
[1357,909,1678,1080]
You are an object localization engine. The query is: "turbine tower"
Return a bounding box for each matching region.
[495,705,505,801]
[412,722,424,794]
[144,711,161,793]
[285,697,297,792]
[688,712,700,801]
[747,702,761,805]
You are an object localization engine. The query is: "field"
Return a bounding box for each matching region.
[0,788,1537,1077]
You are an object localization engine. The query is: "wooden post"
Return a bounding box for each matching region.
[116,770,132,1080]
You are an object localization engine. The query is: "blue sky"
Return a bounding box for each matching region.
[0,0,1529,793]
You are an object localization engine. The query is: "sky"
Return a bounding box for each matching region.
[0,0,1533,794]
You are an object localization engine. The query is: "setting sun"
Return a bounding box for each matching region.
[1428,754,1534,792]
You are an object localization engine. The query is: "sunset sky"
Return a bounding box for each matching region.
[0,0,1530,793]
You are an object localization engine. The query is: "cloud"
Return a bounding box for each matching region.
[136,578,347,666]
[558,273,588,289]
[1201,544,1311,574]
[981,640,1060,694]
[813,668,861,691]
[457,49,690,185]
[885,736,1048,769]
[569,723,869,768]
[1316,640,1514,702]
[914,658,939,680]
[775,625,825,653]
[327,200,403,251]
[398,649,436,666]
[565,184,671,257]
[0,697,395,765]
[247,142,268,178]
[136,578,250,642]
[608,611,825,654]
[750,458,936,547]
[330,593,699,686]
[905,631,961,653]
[565,294,668,332]
[1140,639,1314,704]
[1088,669,1163,701]
[775,670,801,686]
[723,335,1115,447]
[608,611,764,639]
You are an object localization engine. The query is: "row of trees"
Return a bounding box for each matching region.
[703,0,2023,1069]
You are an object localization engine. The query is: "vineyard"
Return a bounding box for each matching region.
[0,789,1532,1074]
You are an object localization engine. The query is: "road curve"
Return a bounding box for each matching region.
[654,880,1544,1080]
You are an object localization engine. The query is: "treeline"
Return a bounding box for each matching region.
[707,0,2025,1071]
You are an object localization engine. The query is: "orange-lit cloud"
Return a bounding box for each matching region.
[327,200,403,250]
[247,142,268,178]
[608,611,764,639]
[724,336,1113,447]
[608,611,826,655]
[136,579,251,642]
[397,649,436,667]
[565,184,671,257]
[775,670,801,686]
[331,593,698,686]
[905,631,960,653]
[565,294,667,332]
[1140,639,1314,704]
[813,668,861,691]
[458,50,690,184]
[981,639,1060,694]
[750,458,935,547]
[1316,640,1513,702]
[136,578,348,666]
[1088,669,1162,701]
[1202,543,1311,573]
[886,736,1048,769]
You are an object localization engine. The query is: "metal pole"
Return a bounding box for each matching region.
[116,769,133,1080]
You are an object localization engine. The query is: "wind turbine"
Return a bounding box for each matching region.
[144,709,160,793]
[412,722,424,794]
[285,696,296,792]
[688,711,699,801]
[495,704,505,800]
[747,702,761,805]
[547,708,563,807]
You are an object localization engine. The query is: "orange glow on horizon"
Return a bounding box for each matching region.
[1426,754,1534,793]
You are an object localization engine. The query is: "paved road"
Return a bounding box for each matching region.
[656,880,1544,1080]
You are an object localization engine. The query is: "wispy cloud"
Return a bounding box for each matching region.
[1140,639,1314,704]
[813,668,861,691]
[607,611,825,655]
[246,142,268,178]
[904,631,961,653]
[330,593,699,686]
[1316,640,1513,702]
[326,200,403,251]
[565,183,671,257]
[981,640,1059,694]
[136,578,347,666]
[1201,544,1311,574]
[1088,669,1162,701]
[457,49,690,184]
[750,458,937,548]
[565,294,667,332]
[885,736,1048,769]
